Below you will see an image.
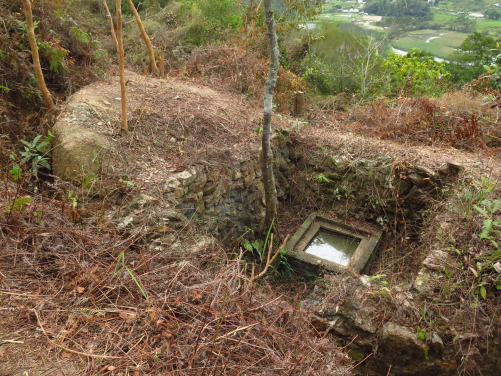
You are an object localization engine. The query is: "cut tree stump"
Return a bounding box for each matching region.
[294,91,305,116]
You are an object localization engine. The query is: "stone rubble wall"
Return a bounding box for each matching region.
[160,139,292,236]
[302,274,501,376]
[288,149,464,224]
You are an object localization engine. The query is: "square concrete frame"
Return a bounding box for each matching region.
[284,215,382,278]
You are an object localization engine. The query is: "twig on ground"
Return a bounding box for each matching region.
[250,234,290,282]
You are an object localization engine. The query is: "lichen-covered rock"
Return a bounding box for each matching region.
[423,250,451,272]
[301,274,378,336]
[52,103,113,185]
[431,333,444,353]
[380,322,427,354]
[413,269,435,295]
[299,274,501,376]
[189,236,216,254]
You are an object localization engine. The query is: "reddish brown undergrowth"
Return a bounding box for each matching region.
[348,98,501,151]
[0,0,108,143]
[177,37,306,113]
[0,176,352,375]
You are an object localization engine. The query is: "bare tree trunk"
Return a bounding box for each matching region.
[21,0,55,111]
[261,0,279,231]
[116,0,127,130]
[102,0,118,50]
[126,0,158,74]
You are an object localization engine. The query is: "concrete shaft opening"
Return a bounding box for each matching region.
[285,215,382,277]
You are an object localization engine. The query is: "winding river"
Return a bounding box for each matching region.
[391,46,446,62]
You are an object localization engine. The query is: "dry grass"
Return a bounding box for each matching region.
[436,91,486,117]
[0,174,354,375]
[347,97,501,152]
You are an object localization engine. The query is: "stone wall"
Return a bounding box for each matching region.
[287,145,463,224]
[159,138,293,236]
[302,274,501,376]
[159,135,462,238]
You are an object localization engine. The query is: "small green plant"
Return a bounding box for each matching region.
[4,197,35,213]
[313,173,330,184]
[370,274,389,286]
[279,118,307,134]
[9,161,22,180]
[114,251,149,302]
[241,238,266,264]
[82,171,98,195]
[474,199,501,249]
[70,27,92,45]
[38,41,68,72]
[483,59,501,91]
[415,326,430,359]
[242,218,275,266]
[18,132,53,177]
[272,247,295,280]
[121,179,135,187]
[68,191,78,209]
[416,326,429,341]
[368,196,382,210]
[333,188,341,201]
[478,282,488,300]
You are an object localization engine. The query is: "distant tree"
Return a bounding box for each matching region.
[301,22,387,95]
[365,0,432,20]
[485,8,501,20]
[382,48,450,96]
[445,32,501,84]
[276,0,325,23]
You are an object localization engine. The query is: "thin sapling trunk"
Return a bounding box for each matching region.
[116,0,127,130]
[21,0,55,111]
[261,0,279,231]
[102,0,118,50]
[126,0,158,74]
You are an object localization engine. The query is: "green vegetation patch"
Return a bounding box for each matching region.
[392,38,454,58]
[433,12,458,23]
[392,30,469,58]
[476,18,501,34]
[434,31,469,47]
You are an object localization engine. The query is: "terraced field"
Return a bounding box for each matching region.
[392,30,469,59]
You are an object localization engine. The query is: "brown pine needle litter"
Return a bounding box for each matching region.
[0,180,352,375]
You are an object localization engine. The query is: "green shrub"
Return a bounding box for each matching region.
[378,48,450,97]
[178,0,243,46]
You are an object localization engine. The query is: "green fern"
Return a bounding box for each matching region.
[474,199,501,249]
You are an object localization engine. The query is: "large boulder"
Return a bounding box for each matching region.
[52,101,115,186]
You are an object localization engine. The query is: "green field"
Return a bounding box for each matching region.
[392,30,469,59]
[433,0,489,12]
[476,18,501,34]
[318,0,501,55]
[320,13,364,22]
[433,12,457,23]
